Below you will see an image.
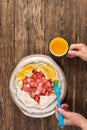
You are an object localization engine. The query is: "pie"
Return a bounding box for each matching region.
[14,63,59,109]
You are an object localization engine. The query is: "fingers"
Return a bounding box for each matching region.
[61,104,69,111]
[67,43,84,58]
[55,103,69,115]
[58,108,68,118]
[67,50,80,58]
[55,107,72,125]
[69,44,83,51]
[55,106,58,119]
[55,104,69,119]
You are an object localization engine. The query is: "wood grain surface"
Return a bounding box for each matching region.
[0,0,87,130]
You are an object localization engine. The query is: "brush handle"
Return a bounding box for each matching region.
[56,91,64,129]
[58,111,64,128]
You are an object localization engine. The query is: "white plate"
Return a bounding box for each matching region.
[9,54,67,118]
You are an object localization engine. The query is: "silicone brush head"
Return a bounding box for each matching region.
[53,80,60,95]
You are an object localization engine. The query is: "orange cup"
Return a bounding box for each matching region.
[49,37,68,57]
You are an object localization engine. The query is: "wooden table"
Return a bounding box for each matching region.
[0,0,87,130]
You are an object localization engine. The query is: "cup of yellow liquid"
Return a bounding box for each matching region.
[49,37,68,57]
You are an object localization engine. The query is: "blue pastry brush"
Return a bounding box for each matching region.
[53,80,64,129]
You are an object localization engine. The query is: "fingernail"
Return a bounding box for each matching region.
[68,50,71,54]
[66,53,71,57]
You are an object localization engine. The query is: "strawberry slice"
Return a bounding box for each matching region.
[21,86,30,92]
[36,78,42,83]
[29,81,37,88]
[48,79,52,84]
[34,95,40,103]
[25,84,30,88]
[30,91,35,98]
[25,76,30,83]
[45,81,51,87]
[37,86,42,93]
[45,91,50,96]
[32,69,37,74]
[41,88,46,95]
[47,87,53,92]
[35,90,40,95]
[22,79,28,84]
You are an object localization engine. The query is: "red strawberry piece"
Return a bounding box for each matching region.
[38,82,43,87]
[41,77,46,82]
[21,86,24,90]
[42,81,50,88]
[32,69,37,74]
[29,81,37,88]
[48,79,52,84]
[39,71,45,77]
[30,91,35,98]
[31,74,35,79]
[46,81,52,87]
[37,86,42,93]
[31,87,36,92]
[45,91,50,96]
[34,95,40,103]
[47,87,53,92]
[30,78,35,82]
[25,76,30,83]
[34,90,40,95]
[22,79,28,84]
[41,88,46,95]
[36,78,42,83]
[21,86,30,92]
[25,84,30,88]
[36,71,44,79]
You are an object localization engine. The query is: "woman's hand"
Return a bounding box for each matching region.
[55,104,87,130]
[67,43,87,61]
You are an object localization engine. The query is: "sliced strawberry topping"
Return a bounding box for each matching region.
[21,70,54,104]
[22,79,28,84]
[34,95,40,103]
[21,86,30,92]
[30,91,35,98]
[45,91,50,96]
[29,81,37,88]
[41,88,46,95]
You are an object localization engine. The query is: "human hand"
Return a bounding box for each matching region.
[67,43,87,61]
[55,104,87,130]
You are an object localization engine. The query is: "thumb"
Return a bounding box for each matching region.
[58,108,68,118]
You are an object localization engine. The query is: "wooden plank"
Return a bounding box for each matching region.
[44,1,62,130]
[0,0,2,37]
[0,0,3,121]
[60,0,78,113]
[1,0,15,130]
[14,0,45,130]
[0,5,3,127]
[27,0,45,54]
[14,1,29,129]
[26,1,45,130]
[14,0,29,65]
[74,0,87,121]
[44,0,61,55]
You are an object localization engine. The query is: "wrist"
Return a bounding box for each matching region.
[80,119,87,130]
